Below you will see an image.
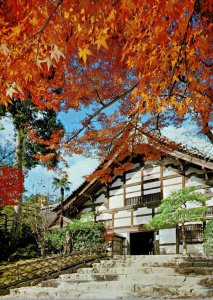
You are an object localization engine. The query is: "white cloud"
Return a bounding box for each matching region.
[64,155,99,192]
[0,114,15,144]
[24,155,99,199]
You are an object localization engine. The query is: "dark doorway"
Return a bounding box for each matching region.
[130,231,154,255]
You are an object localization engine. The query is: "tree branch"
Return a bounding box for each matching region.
[65,82,140,143]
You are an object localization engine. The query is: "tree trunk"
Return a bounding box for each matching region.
[182,222,187,255]
[38,232,45,257]
[63,231,73,255]
[10,128,25,245]
[60,187,64,228]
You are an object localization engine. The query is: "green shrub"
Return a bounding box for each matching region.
[70,222,105,252]
[9,244,39,261]
[45,228,66,253]
[204,219,213,255]
[45,214,105,254]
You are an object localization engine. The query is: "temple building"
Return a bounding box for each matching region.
[53,137,213,255]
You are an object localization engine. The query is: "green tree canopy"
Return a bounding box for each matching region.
[204,219,213,255]
[0,97,64,169]
[147,186,208,253]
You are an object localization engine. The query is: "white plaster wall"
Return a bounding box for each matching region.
[144,181,160,189]
[126,185,141,193]
[126,172,141,185]
[163,177,182,186]
[95,193,106,203]
[144,166,161,174]
[160,245,176,254]
[109,188,124,197]
[144,188,161,195]
[179,244,204,254]
[109,195,124,209]
[81,208,92,213]
[159,228,176,244]
[163,167,179,176]
[126,170,141,179]
[185,176,204,186]
[134,207,152,216]
[194,188,209,194]
[163,184,182,197]
[111,178,123,187]
[186,201,201,208]
[96,212,112,220]
[114,218,131,227]
[134,215,152,224]
[143,173,160,181]
[206,199,213,206]
[97,204,107,212]
[115,210,131,218]
[126,191,142,197]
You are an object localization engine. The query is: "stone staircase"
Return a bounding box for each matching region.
[6,255,213,299]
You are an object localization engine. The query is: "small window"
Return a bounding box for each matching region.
[126,196,143,206]
[179,224,204,244]
[143,192,162,204]
[206,206,213,217]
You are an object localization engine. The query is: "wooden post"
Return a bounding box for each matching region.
[182,222,187,254]
[16,264,20,281]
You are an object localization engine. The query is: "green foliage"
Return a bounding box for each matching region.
[204,219,213,255]
[45,214,105,254]
[45,229,66,253]
[52,176,71,191]
[147,186,207,229]
[0,97,64,169]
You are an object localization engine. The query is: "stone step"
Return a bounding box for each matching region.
[7,254,213,299]
[10,283,213,299]
[77,266,179,275]
[178,261,213,267]
[111,254,187,261]
[59,273,206,287]
[9,286,136,299]
[177,286,213,299]
[38,278,60,288]
[178,266,213,275]
[62,266,176,278]
[93,261,179,268]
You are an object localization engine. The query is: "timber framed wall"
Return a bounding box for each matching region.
[66,156,213,255]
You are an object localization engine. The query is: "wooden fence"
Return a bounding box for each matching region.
[0,247,107,292]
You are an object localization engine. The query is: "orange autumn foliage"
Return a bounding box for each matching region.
[0,0,212,168]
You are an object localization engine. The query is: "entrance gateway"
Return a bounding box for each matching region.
[130,231,154,255]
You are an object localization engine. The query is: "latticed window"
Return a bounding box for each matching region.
[206,206,213,217]
[179,224,204,243]
[125,192,162,207]
[143,192,162,204]
[126,196,143,206]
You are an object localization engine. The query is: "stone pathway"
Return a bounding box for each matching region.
[2,255,213,299]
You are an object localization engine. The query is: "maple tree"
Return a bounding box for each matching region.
[0,0,212,169]
[0,166,24,205]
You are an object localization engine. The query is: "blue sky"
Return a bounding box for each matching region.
[0,110,212,202]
